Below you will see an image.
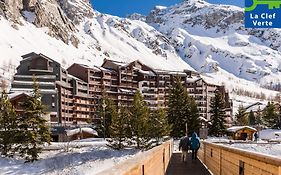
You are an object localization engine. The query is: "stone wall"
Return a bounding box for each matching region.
[198,141,281,175]
[97,140,173,175]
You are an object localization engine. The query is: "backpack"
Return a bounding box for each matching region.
[191,138,200,149]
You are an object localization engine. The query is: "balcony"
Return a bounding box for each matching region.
[29,66,53,73]
[74,114,91,119]
[61,97,73,103]
[73,106,91,112]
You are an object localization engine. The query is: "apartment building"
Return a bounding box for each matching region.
[10,52,232,128]
[10,52,93,126]
[186,76,232,121]
[11,52,62,124]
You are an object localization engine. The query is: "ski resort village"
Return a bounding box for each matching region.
[0,0,281,174]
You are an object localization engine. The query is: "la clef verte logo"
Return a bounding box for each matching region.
[245,0,281,28]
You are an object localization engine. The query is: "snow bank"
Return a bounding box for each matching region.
[227,143,281,158]
[259,129,281,141]
[206,136,281,158]
[0,139,139,175]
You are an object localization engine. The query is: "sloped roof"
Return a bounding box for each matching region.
[21,52,54,62]
[8,92,31,101]
[66,128,98,136]
[245,102,266,113]
[227,126,257,133]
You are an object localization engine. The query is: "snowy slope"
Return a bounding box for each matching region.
[144,0,281,87]
[0,5,193,79]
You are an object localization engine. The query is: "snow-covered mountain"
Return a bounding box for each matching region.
[0,0,192,84]
[144,0,281,86]
[0,0,280,104]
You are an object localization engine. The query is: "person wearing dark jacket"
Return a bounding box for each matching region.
[179,135,190,162]
[190,132,200,160]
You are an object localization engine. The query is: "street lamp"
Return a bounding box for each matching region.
[102,100,107,140]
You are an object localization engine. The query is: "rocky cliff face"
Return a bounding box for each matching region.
[0,0,83,46]
[59,0,94,24]
[33,0,79,46]
[0,0,25,24]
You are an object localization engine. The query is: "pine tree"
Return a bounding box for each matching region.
[275,105,281,129]
[108,106,129,149]
[187,97,200,134]
[235,105,247,125]
[96,94,115,138]
[130,90,150,150]
[149,108,171,145]
[255,107,264,127]
[263,102,277,128]
[168,76,190,137]
[208,92,226,136]
[18,76,52,162]
[248,110,256,126]
[0,91,18,157]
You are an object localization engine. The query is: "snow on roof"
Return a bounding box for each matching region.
[66,127,98,137]
[8,92,31,100]
[186,76,201,82]
[137,69,156,76]
[94,65,116,73]
[12,80,55,85]
[201,75,222,86]
[154,69,187,76]
[168,71,187,76]
[10,88,56,94]
[245,102,266,113]
[227,126,257,133]
[199,116,208,122]
[106,59,128,67]
[14,74,56,79]
[119,88,134,94]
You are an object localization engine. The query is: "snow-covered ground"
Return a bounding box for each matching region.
[227,143,281,158]
[206,129,281,158]
[207,137,281,158]
[0,138,139,175]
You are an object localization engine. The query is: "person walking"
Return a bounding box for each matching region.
[179,134,190,162]
[254,132,258,141]
[190,132,200,161]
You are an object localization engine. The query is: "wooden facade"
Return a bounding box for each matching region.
[227,126,257,140]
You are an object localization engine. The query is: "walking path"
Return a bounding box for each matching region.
[166,152,211,175]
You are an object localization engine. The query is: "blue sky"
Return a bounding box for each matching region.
[91,0,244,17]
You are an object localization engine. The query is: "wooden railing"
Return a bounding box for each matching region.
[198,141,281,175]
[97,140,173,175]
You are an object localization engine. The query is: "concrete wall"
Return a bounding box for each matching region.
[198,141,281,175]
[97,140,173,175]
